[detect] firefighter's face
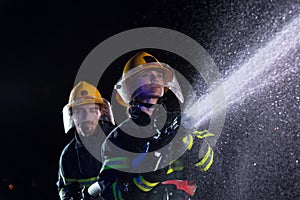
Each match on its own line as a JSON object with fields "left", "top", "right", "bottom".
{"left": 71, "top": 103, "right": 101, "bottom": 136}
{"left": 134, "top": 69, "right": 164, "bottom": 99}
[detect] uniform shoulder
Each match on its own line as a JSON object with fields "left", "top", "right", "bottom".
{"left": 107, "top": 119, "right": 131, "bottom": 140}
{"left": 99, "top": 120, "right": 116, "bottom": 136}
{"left": 59, "top": 138, "right": 76, "bottom": 161}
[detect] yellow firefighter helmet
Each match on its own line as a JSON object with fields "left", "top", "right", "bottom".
{"left": 62, "top": 81, "right": 114, "bottom": 133}
{"left": 115, "top": 52, "right": 184, "bottom": 106}
{"left": 68, "top": 81, "right": 107, "bottom": 107}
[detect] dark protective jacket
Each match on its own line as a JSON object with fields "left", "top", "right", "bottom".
{"left": 57, "top": 120, "right": 115, "bottom": 200}
{"left": 97, "top": 104, "right": 220, "bottom": 200}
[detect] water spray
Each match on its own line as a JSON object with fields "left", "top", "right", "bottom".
{"left": 182, "top": 15, "right": 300, "bottom": 131}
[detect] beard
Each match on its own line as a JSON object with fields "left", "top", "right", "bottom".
{"left": 79, "top": 121, "right": 96, "bottom": 136}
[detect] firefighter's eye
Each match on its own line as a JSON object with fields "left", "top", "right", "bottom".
{"left": 156, "top": 73, "right": 163, "bottom": 78}
{"left": 73, "top": 109, "right": 83, "bottom": 115}
{"left": 139, "top": 72, "right": 150, "bottom": 77}
{"left": 89, "top": 108, "right": 98, "bottom": 113}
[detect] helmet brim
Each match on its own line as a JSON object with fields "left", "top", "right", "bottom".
{"left": 69, "top": 97, "right": 108, "bottom": 108}
{"left": 122, "top": 63, "right": 173, "bottom": 83}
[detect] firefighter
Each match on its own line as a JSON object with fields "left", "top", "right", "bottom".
{"left": 57, "top": 81, "right": 115, "bottom": 200}
{"left": 84, "top": 52, "right": 220, "bottom": 199}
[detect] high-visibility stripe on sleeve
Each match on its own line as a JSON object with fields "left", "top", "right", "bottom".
{"left": 192, "top": 130, "right": 215, "bottom": 139}
{"left": 132, "top": 176, "right": 159, "bottom": 192}
{"left": 166, "top": 166, "right": 184, "bottom": 174}
{"left": 182, "top": 134, "right": 194, "bottom": 150}
{"left": 103, "top": 157, "right": 129, "bottom": 171}
{"left": 60, "top": 169, "right": 98, "bottom": 186}
{"left": 202, "top": 150, "right": 214, "bottom": 171}
{"left": 166, "top": 159, "right": 184, "bottom": 174}
{"left": 140, "top": 176, "right": 160, "bottom": 187}
{"left": 194, "top": 142, "right": 214, "bottom": 171}
{"left": 112, "top": 181, "right": 123, "bottom": 200}
{"left": 59, "top": 188, "right": 67, "bottom": 199}
{"left": 103, "top": 164, "right": 129, "bottom": 171}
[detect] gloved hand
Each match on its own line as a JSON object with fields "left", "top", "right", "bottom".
{"left": 81, "top": 186, "right": 97, "bottom": 200}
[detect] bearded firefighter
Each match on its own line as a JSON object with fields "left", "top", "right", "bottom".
{"left": 57, "top": 81, "right": 115, "bottom": 199}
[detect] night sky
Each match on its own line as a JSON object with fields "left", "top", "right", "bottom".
{"left": 1, "top": 0, "right": 300, "bottom": 199}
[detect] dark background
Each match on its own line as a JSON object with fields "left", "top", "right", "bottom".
{"left": 1, "top": 0, "right": 299, "bottom": 199}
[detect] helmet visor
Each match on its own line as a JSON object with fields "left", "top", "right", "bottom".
{"left": 115, "top": 63, "right": 184, "bottom": 104}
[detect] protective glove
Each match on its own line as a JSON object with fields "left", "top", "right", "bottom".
{"left": 81, "top": 186, "right": 99, "bottom": 200}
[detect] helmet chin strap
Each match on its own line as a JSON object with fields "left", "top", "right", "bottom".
{"left": 130, "top": 98, "right": 159, "bottom": 108}
{"left": 130, "top": 94, "right": 168, "bottom": 108}
{"left": 136, "top": 100, "right": 156, "bottom": 108}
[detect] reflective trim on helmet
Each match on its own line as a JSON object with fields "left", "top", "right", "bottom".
{"left": 132, "top": 176, "right": 159, "bottom": 192}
